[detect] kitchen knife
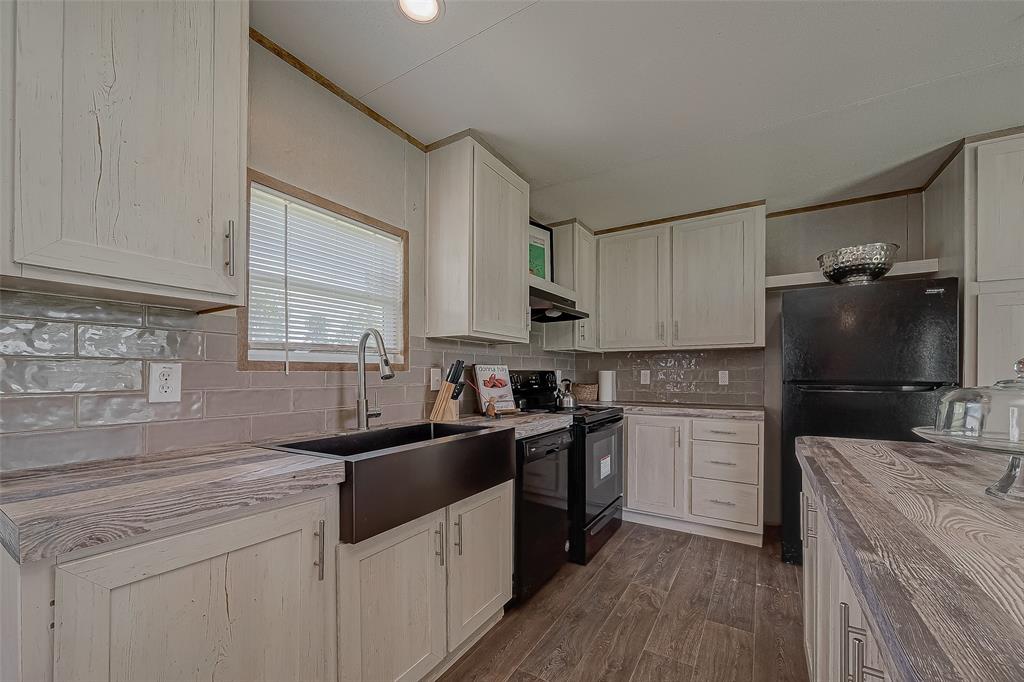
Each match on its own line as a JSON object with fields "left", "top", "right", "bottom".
{"left": 451, "top": 360, "right": 465, "bottom": 384}
{"left": 451, "top": 382, "right": 465, "bottom": 400}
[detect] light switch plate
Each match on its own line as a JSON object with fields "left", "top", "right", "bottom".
{"left": 430, "top": 368, "right": 443, "bottom": 391}
{"left": 640, "top": 369, "right": 651, "bottom": 385}
{"left": 718, "top": 370, "right": 729, "bottom": 385}
{"left": 148, "top": 363, "right": 182, "bottom": 403}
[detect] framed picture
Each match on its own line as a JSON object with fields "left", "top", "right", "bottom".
{"left": 528, "top": 222, "right": 554, "bottom": 282}
{"left": 473, "top": 364, "right": 515, "bottom": 412}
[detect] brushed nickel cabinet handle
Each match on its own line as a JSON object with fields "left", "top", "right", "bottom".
{"left": 313, "top": 519, "right": 325, "bottom": 581}
{"left": 225, "top": 220, "right": 236, "bottom": 276}
{"left": 675, "top": 426, "right": 681, "bottom": 447}
{"left": 673, "top": 320, "right": 680, "bottom": 341}
{"left": 708, "top": 429, "right": 736, "bottom": 435}
{"left": 658, "top": 321, "right": 665, "bottom": 340}
{"left": 708, "top": 498, "right": 736, "bottom": 507}
{"left": 454, "top": 514, "right": 463, "bottom": 556}
{"left": 800, "top": 491, "right": 807, "bottom": 547}
{"left": 708, "top": 460, "right": 737, "bottom": 466}
{"left": 435, "top": 522, "right": 444, "bottom": 566}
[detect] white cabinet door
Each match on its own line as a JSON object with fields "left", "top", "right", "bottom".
{"left": 801, "top": 477, "right": 818, "bottom": 681}
{"left": 598, "top": 226, "right": 671, "bottom": 349}
{"left": 670, "top": 209, "right": 763, "bottom": 346}
{"left": 13, "top": 0, "right": 247, "bottom": 306}
{"left": 576, "top": 228, "right": 599, "bottom": 350}
{"left": 626, "top": 416, "right": 687, "bottom": 518}
{"left": 337, "top": 509, "right": 448, "bottom": 682}
{"left": 977, "top": 289, "right": 1024, "bottom": 385}
{"left": 446, "top": 481, "right": 514, "bottom": 650}
{"left": 54, "top": 497, "right": 331, "bottom": 682}
{"left": 472, "top": 146, "right": 529, "bottom": 341}
{"left": 977, "top": 136, "right": 1024, "bottom": 282}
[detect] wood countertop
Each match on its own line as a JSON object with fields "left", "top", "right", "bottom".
{"left": 796, "top": 436, "right": 1024, "bottom": 682}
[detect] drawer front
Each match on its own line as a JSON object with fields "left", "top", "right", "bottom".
{"left": 691, "top": 441, "right": 759, "bottom": 484}
{"left": 692, "top": 419, "right": 759, "bottom": 444}
{"left": 690, "top": 479, "right": 759, "bottom": 526}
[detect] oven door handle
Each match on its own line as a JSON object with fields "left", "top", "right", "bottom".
{"left": 589, "top": 503, "right": 621, "bottom": 535}
{"left": 586, "top": 416, "right": 624, "bottom": 434}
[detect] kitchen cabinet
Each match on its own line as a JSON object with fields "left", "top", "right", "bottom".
{"left": 624, "top": 415, "right": 763, "bottom": 545}
{"left": 800, "top": 474, "right": 819, "bottom": 681}
{"left": 426, "top": 137, "right": 530, "bottom": 343}
{"left": 337, "top": 509, "right": 448, "bottom": 682}
{"left": 977, "top": 288, "right": 1024, "bottom": 385}
{"left": 446, "top": 482, "right": 514, "bottom": 650}
{"left": 976, "top": 135, "right": 1024, "bottom": 283}
{"left": 598, "top": 226, "right": 672, "bottom": 349}
{"left": 544, "top": 221, "right": 599, "bottom": 351}
{"left": 626, "top": 416, "right": 687, "bottom": 517}
{"left": 6, "top": 0, "right": 248, "bottom": 310}
{"left": 670, "top": 207, "right": 765, "bottom": 347}
{"left": 51, "top": 494, "right": 333, "bottom": 682}
{"left": 337, "top": 480, "right": 513, "bottom": 681}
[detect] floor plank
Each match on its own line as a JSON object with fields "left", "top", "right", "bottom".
{"left": 717, "top": 540, "right": 759, "bottom": 584}
{"left": 644, "top": 535, "right": 723, "bottom": 666}
{"left": 690, "top": 621, "right": 755, "bottom": 682}
{"left": 629, "top": 650, "right": 694, "bottom": 682}
{"left": 632, "top": 530, "right": 692, "bottom": 593}
{"left": 707, "top": 574, "right": 756, "bottom": 633}
{"left": 752, "top": 585, "right": 809, "bottom": 682}
{"left": 756, "top": 531, "right": 801, "bottom": 593}
{"left": 565, "top": 583, "right": 665, "bottom": 682}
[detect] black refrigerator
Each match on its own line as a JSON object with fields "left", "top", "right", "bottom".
{"left": 781, "top": 277, "right": 959, "bottom": 563}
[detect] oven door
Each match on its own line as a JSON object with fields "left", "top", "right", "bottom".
{"left": 580, "top": 417, "right": 624, "bottom": 525}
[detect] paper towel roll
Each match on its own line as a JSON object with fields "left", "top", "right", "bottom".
{"left": 598, "top": 370, "right": 617, "bottom": 402}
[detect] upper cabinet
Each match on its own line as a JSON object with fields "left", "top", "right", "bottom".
{"left": 6, "top": 0, "right": 249, "bottom": 310}
{"left": 543, "top": 221, "right": 599, "bottom": 352}
{"left": 598, "top": 225, "right": 672, "bottom": 349}
{"left": 671, "top": 207, "right": 765, "bottom": 347}
{"left": 976, "top": 135, "right": 1024, "bottom": 282}
{"left": 426, "top": 137, "right": 530, "bottom": 343}
{"left": 598, "top": 205, "right": 766, "bottom": 351}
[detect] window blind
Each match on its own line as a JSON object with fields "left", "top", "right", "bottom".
{"left": 248, "top": 184, "right": 405, "bottom": 363}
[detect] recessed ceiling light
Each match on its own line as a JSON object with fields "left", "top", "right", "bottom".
{"left": 397, "top": 0, "right": 443, "bottom": 24}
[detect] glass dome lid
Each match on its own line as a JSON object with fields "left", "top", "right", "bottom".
{"left": 913, "top": 358, "right": 1024, "bottom": 502}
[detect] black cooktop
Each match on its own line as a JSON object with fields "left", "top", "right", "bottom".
{"left": 509, "top": 370, "right": 622, "bottom": 424}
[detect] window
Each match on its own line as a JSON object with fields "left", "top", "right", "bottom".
{"left": 240, "top": 172, "right": 408, "bottom": 370}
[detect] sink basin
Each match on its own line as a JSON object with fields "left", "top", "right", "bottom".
{"left": 266, "top": 421, "right": 514, "bottom": 543}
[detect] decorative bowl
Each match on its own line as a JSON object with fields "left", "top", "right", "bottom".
{"left": 817, "top": 242, "right": 900, "bottom": 285}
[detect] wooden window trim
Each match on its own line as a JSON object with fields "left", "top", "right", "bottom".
{"left": 238, "top": 169, "right": 410, "bottom": 372}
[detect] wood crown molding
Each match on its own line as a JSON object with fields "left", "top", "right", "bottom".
{"left": 249, "top": 28, "right": 427, "bottom": 152}
{"left": 765, "top": 188, "right": 920, "bottom": 220}
{"left": 423, "top": 128, "right": 529, "bottom": 181}
{"left": 595, "top": 200, "right": 767, "bottom": 235}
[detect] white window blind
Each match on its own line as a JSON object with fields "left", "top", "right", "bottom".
{"left": 247, "top": 184, "right": 405, "bottom": 364}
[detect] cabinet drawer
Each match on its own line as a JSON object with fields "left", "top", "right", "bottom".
{"left": 692, "top": 441, "right": 758, "bottom": 484}
{"left": 690, "top": 479, "right": 759, "bottom": 526}
{"left": 692, "top": 419, "right": 759, "bottom": 444}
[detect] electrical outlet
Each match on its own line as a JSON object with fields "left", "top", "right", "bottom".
{"left": 640, "top": 369, "right": 651, "bottom": 385}
{"left": 430, "top": 368, "right": 443, "bottom": 391}
{"left": 719, "top": 370, "right": 729, "bottom": 385}
{"left": 148, "top": 363, "right": 182, "bottom": 403}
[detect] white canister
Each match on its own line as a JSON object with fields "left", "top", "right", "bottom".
{"left": 598, "top": 370, "right": 617, "bottom": 402}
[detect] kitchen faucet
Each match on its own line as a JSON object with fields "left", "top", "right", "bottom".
{"left": 357, "top": 328, "right": 396, "bottom": 429}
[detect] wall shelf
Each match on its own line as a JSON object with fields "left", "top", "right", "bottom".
{"left": 765, "top": 258, "right": 940, "bottom": 290}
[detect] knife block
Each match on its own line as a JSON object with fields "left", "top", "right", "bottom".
{"left": 429, "top": 381, "right": 460, "bottom": 422}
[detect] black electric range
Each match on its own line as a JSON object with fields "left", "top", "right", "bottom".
{"left": 509, "top": 371, "right": 624, "bottom": 565}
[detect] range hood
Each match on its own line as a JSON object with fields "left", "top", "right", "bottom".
{"left": 529, "top": 279, "right": 589, "bottom": 323}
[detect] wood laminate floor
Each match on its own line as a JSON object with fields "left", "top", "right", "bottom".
{"left": 441, "top": 523, "right": 807, "bottom": 682}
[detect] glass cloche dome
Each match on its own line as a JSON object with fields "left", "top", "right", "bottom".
{"left": 914, "top": 358, "right": 1024, "bottom": 502}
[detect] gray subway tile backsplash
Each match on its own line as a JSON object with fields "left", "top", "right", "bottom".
{"left": 77, "top": 392, "right": 204, "bottom": 426}
{"left": 0, "top": 290, "right": 144, "bottom": 325}
{"left": 0, "top": 318, "right": 75, "bottom": 356}
{"left": 0, "top": 425, "right": 146, "bottom": 471}
{"left": 78, "top": 325, "right": 204, "bottom": 360}
{"left": 0, "top": 396, "right": 77, "bottom": 433}
{"left": 0, "top": 358, "right": 144, "bottom": 394}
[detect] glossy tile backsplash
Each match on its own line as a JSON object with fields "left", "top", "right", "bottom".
{"left": 0, "top": 289, "right": 575, "bottom": 471}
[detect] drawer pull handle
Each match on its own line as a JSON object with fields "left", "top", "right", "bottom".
{"left": 225, "top": 220, "right": 236, "bottom": 276}
{"left": 708, "top": 429, "right": 736, "bottom": 435}
{"left": 708, "top": 498, "right": 736, "bottom": 506}
{"left": 313, "top": 519, "right": 325, "bottom": 581}
{"left": 435, "top": 522, "right": 444, "bottom": 566}
{"left": 707, "top": 460, "right": 737, "bottom": 466}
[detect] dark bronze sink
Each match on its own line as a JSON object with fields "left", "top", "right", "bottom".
{"left": 266, "top": 422, "right": 515, "bottom": 543}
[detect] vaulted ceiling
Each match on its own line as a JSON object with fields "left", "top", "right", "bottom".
{"left": 251, "top": 0, "right": 1024, "bottom": 229}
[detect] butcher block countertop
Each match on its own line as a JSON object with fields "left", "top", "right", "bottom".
{"left": 796, "top": 436, "right": 1024, "bottom": 682}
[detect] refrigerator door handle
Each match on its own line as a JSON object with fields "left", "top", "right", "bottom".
{"left": 793, "top": 384, "right": 947, "bottom": 393}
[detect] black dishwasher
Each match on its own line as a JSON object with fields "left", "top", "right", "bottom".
{"left": 513, "top": 428, "right": 572, "bottom": 604}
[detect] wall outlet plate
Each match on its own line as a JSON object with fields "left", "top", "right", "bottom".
{"left": 148, "top": 363, "right": 182, "bottom": 403}
{"left": 719, "top": 370, "right": 729, "bottom": 385}
{"left": 430, "top": 367, "right": 443, "bottom": 391}
{"left": 640, "top": 369, "right": 651, "bottom": 385}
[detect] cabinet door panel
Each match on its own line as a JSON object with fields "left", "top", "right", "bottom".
{"left": 671, "top": 211, "right": 757, "bottom": 346}
{"left": 977, "top": 137, "right": 1024, "bottom": 282}
{"left": 14, "top": 0, "right": 244, "bottom": 299}
{"left": 978, "top": 289, "right": 1024, "bottom": 385}
{"left": 626, "top": 416, "right": 685, "bottom": 517}
{"left": 472, "top": 149, "right": 528, "bottom": 340}
{"left": 447, "top": 481, "right": 513, "bottom": 650}
{"left": 337, "top": 510, "right": 447, "bottom": 682}
{"left": 54, "top": 497, "right": 329, "bottom": 682}
{"left": 599, "top": 227, "right": 670, "bottom": 349}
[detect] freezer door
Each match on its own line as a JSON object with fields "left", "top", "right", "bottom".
{"left": 782, "top": 277, "right": 959, "bottom": 384}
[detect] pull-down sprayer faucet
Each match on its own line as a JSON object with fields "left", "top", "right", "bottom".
{"left": 356, "top": 328, "right": 396, "bottom": 430}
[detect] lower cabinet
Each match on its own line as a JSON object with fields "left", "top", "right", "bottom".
{"left": 803, "top": 482, "right": 889, "bottom": 682}
{"left": 52, "top": 494, "right": 335, "bottom": 682}
{"left": 977, "top": 287, "right": 1024, "bottom": 385}
{"left": 626, "top": 416, "right": 686, "bottom": 517}
{"left": 337, "top": 480, "right": 514, "bottom": 682}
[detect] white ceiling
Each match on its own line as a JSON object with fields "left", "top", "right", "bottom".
{"left": 251, "top": 0, "right": 1024, "bottom": 229}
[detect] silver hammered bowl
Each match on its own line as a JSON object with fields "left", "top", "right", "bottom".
{"left": 817, "top": 242, "right": 899, "bottom": 285}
